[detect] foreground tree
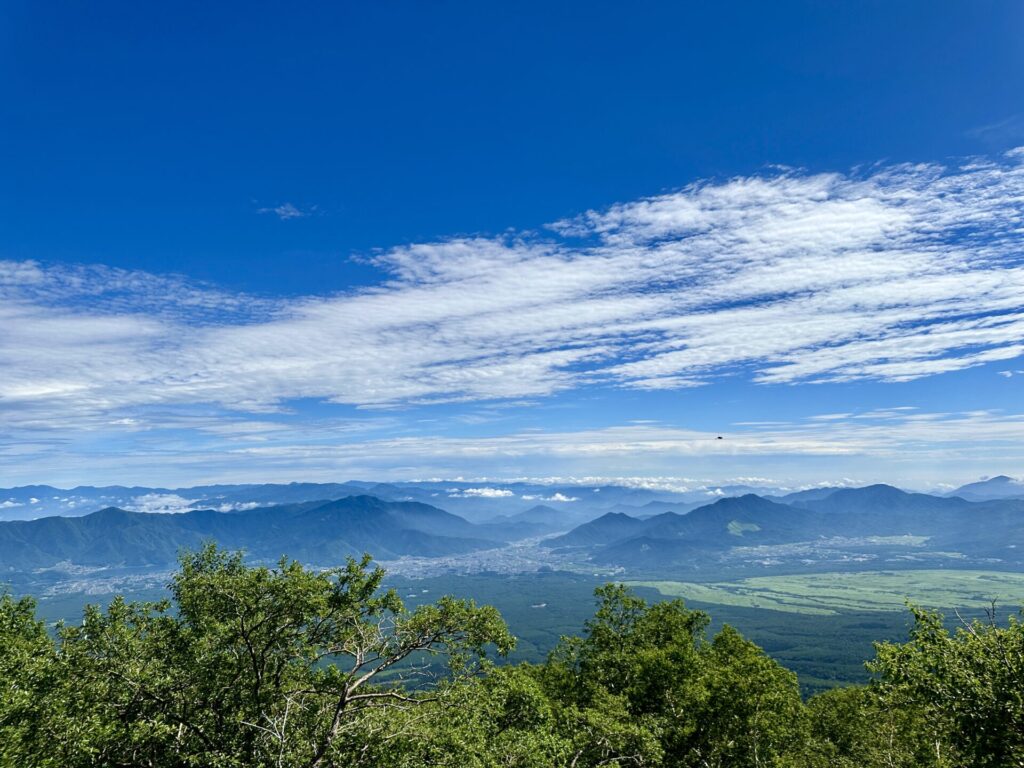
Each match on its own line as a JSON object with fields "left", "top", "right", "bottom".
{"left": 870, "top": 606, "right": 1024, "bottom": 767}
{"left": 2, "top": 545, "right": 513, "bottom": 767}
{"left": 538, "top": 584, "right": 809, "bottom": 767}
{"left": 356, "top": 585, "right": 808, "bottom": 767}
{"left": 806, "top": 684, "right": 943, "bottom": 768}
{"left": 0, "top": 595, "right": 59, "bottom": 765}
{"left": 5, "top": 548, "right": 1022, "bottom": 767}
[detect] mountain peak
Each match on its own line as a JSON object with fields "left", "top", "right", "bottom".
{"left": 704, "top": 493, "right": 786, "bottom": 510}
{"left": 88, "top": 506, "right": 135, "bottom": 519}
{"left": 948, "top": 475, "right": 1024, "bottom": 501}
{"left": 542, "top": 510, "right": 644, "bottom": 549}
{"left": 0, "top": 495, "right": 493, "bottom": 570}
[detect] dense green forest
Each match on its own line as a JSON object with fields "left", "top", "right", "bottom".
{"left": 27, "top": 572, "right": 922, "bottom": 696}
{"left": 2, "top": 546, "right": 1022, "bottom": 767}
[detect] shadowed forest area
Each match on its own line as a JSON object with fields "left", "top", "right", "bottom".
{"left": 2, "top": 545, "right": 1022, "bottom": 767}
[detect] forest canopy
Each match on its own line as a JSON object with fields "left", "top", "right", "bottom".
{"left": 1, "top": 545, "right": 1021, "bottom": 768}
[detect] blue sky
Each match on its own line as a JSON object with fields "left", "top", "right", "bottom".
{"left": 2, "top": 1, "right": 1024, "bottom": 489}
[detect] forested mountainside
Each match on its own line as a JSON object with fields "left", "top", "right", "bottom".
{"left": 546, "top": 485, "right": 1024, "bottom": 572}
{"left": 9, "top": 476, "right": 1019, "bottom": 523}
{"left": 0, "top": 480, "right": 686, "bottom": 523}
{"left": 1, "top": 545, "right": 1021, "bottom": 767}
{"left": 0, "top": 496, "right": 524, "bottom": 570}
{"left": 4, "top": 483, "right": 1024, "bottom": 576}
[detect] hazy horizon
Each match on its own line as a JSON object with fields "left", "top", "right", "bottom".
{"left": 1, "top": 471, "right": 1017, "bottom": 498}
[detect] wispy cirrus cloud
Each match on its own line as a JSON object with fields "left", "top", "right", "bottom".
{"left": 257, "top": 202, "right": 311, "bottom": 220}
{"left": 3, "top": 149, "right": 1024, "bottom": 474}
{"left": 968, "top": 114, "right": 1024, "bottom": 147}
{"left": 4, "top": 407, "right": 1022, "bottom": 489}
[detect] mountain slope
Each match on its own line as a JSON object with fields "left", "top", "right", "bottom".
{"left": 587, "top": 495, "right": 818, "bottom": 567}
{"left": 948, "top": 475, "right": 1024, "bottom": 502}
{"left": 553, "top": 487, "right": 1024, "bottom": 570}
{"left": 478, "top": 506, "right": 567, "bottom": 537}
{"left": 544, "top": 512, "right": 646, "bottom": 548}
{"left": 639, "top": 495, "right": 814, "bottom": 542}
{"left": 0, "top": 496, "right": 498, "bottom": 571}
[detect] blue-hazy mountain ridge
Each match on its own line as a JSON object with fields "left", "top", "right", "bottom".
{"left": 944, "top": 475, "right": 1024, "bottom": 502}
{"left": 545, "top": 485, "right": 1024, "bottom": 571}
{"left": 0, "top": 480, "right": 792, "bottom": 522}
{"left": 2, "top": 482, "right": 1023, "bottom": 576}
{"left": 0, "top": 496, "right": 504, "bottom": 570}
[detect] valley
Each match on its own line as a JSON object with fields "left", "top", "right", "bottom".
{"left": 628, "top": 569, "right": 1024, "bottom": 615}
{"left": 3, "top": 476, "right": 1023, "bottom": 694}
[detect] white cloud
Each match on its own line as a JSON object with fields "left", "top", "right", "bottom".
{"left": 542, "top": 492, "right": 579, "bottom": 502}
{"left": 258, "top": 202, "right": 309, "bottom": 220}
{"left": 448, "top": 487, "right": 515, "bottom": 498}
{"left": 125, "top": 493, "right": 197, "bottom": 514}
{"left": 11, "top": 405, "right": 1020, "bottom": 489}
{"left": 254, "top": 409, "right": 1023, "bottom": 470}
{"left": 216, "top": 501, "right": 261, "bottom": 512}
{"left": 520, "top": 493, "right": 581, "bottom": 501}
{"left": 3, "top": 150, "right": 1024, "bottom": 479}
{"left": 968, "top": 114, "right": 1024, "bottom": 146}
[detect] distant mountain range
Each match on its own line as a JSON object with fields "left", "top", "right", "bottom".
{"left": 544, "top": 484, "right": 1024, "bottom": 573}
{"left": 0, "top": 496, "right": 516, "bottom": 572}
{"left": 3, "top": 478, "right": 1022, "bottom": 580}
{"left": 0, "top": 479, "right": 799, "bottom": 523}
{"left": 944, "top": 475, "right": 1024, "bottom": 502}
{"left": 4, "top": 477, "right": 1020, "bottom": 526}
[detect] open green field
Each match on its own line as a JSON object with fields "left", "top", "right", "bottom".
{"left": 628, "top": 570, "right": 1024, "bottom": 616}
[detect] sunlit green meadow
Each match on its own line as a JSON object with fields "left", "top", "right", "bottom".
{"left": 628, "top": 570, "right": 1024, "bottom": 615}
